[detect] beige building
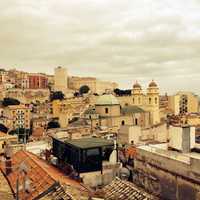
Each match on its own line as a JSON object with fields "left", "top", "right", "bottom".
{"left": 84, "top": 94, "right": 151, "bottom": 133}
{"left": 68, "top": 76, "right": 118, "bottom": 94}
{"left": 134, "top": 126, "right": 200, "bottom": 200}
{"left": 4, "top": 105, "right": 31, "bottom": 130}
{"left": 0, "top": 131, "right": 18, "bottom": 154}
{"left": 168, "top": 91, "right": 199, "bottom": 115}
{"left": 5, "top": 89, "right": 50, "bottom": 104}
{"left": 52, "top": 97, "right": 88, "bottom": 128}
{"left": 117, "top": 81, "right": 160, "bottom": 125}
{"left": 54, "top": 66, "right": 68, "bottom": 93}
{"left": 118, "top": 123, "right": 168, "bottom": 145}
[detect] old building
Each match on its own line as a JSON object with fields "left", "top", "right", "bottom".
{"left": 0, "top": 150, "right": 90, "bottom": 200}
{"left": 52, "top": 97, "right": 88, "bottom": 128}
{"left": 68, "top": 76, "right": 118, "bottom": 94}
{"left": 28, "top": 73, "right": 48, "bottom": 89}
{"left": 54, "top": 66, "right": 68, "bottom": 93}
{"left": 84, "top": 94, "right": 151, "bottom": 133}
{"left": 117, "top": 81, "right": 160, "bottom": 125}
{"left": 133, "top": 126, "right": 200, "bottom": 200}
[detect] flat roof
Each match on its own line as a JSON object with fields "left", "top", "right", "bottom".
{"left": 61, "top": 138, "right": 114, "bottom": 149}
{"left": 137, "top": 143, "right": 200, "bottom": 164}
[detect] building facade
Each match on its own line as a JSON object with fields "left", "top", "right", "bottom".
{"left": 68, "top": 76, "right": 118, "bottom": 94}
{"left": 84, "top": 94, "right": 151, "bottom": 133}
{"left": 4, "top": 105, "right": 31, "bottom": 130}
{"left": 168, "top": 91, "right": 199, "bottom": 115}
{"left": 54, "top": 66, "right": 68, "bottom": 93}
{"left": 117, "top": 81, "right": 160, "bottom": 125}
{"left": 28, "top": 73, "right": 48, "bottom": 89}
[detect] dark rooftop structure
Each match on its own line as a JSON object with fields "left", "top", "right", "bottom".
{"left": 63, "top": 138, "right": 113, "bottom": 149}
{"left": 52, "top": 137, "right": 114, "bottom": 174}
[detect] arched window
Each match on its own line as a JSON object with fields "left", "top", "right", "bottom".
{"left": 105, "top": 108, "right": 109, "bottom": 114}
{"left": 133, "top": 98, "right": 135, "bottom": 104}
{"left": 121, "top": 120, "right": 125, "bottom": 125}
{"left": 138, "top": 97, "right": 141, "bottom": 104}
{"left": 155, "top": 97, "right": 158, "bottom": 104}
{"left": 149, "top": 97, "right": 151, "bottom": 104}
{"left": 135, "top": 118, "right": 138, "bottom": 125}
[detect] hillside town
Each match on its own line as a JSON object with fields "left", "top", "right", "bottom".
{"left": 0, "top": 66, "right": 200, "bottom": 200}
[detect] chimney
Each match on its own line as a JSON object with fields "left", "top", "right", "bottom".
{"left": 4, "top": 144, "right": 13, "bottom": 175}
{"left": 182, "top": 125, "right": 195, "bottom": 153}
{"left": 5, "top": 158, "right": 12, "bottom": 175}
{"left": 168, "top": 125, "right": 195, "bottom": 153}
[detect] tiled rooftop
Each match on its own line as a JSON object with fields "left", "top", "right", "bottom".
{"left": 0, "top": 170, "right": 14, "bottom": 200}
{"left": 102, "top": 177, "right": 156, "bottom": 200}
{"left": 0, "top": 150, "right": 90, "bottom": 200}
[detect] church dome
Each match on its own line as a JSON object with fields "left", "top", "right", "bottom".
{"left": 148, "top": 80, "right": 158, "bottom": 88}
{"left": 133, "top": 82, "right": 141, "bottom": 89}
{"left": 96, "top": 94, "right": 119, "bottom": 105}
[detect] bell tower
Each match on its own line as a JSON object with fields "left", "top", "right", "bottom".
{"left": 147, "top": 80, "right": 160, "bottom": 124}
{"left": 132, "top": 81, "right": 143, "bottom": 106}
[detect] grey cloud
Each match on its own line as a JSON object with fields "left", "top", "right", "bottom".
{"left": 0, "top": 0, "right": 200, "bottom": 94}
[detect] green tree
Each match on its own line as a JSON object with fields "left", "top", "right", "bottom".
{"left": 79, "top": 85, "right": 90, "bottom": 95}
{"left": 2, "top": 98, "right": 20, "bottom": 106}
{"left": 50, "top": 91, "right": 65, "bottom": 101}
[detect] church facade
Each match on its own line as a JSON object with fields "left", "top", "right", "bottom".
{"left": 116, "top": 80, "right": 160, "bottom": 125}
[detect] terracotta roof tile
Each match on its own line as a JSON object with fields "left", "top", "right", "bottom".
{"left": 0, "top": 150, "right": 90, "bottom": 200}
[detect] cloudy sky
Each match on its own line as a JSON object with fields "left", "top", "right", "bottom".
{"left": 0, "top": 0, "right": 200, "bottom": 94}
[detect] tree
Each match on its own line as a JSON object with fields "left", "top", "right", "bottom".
{"left": 113, "top": 88, "right": 131, "bottom": 96}
{"left": 74, "top": 92, "right": 80, "bottom": 97}
{"left": 79, "top": 85, "right": 90, "bottom": 95}
{"left": 2, "top": 97, "right": 20, "bottom": 107}
{"left": 0, "top": 123, "right": 8, "bottom": 133}
{"left": 114, "top": 88, "right": 120, "bottom": 96}
{"left": 50, "top": 91, "right": 65, "bottom": 101}
{"left": 47, "top": 120, "right": 60, "bottom": 129}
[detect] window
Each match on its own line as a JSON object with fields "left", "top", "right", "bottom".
{"left": 138, "top": 97, "right": 141, "bottom": 104}
{"left": 155, "top": 97, "right": 158, "bottom": 104}
{"left": 149, "top": 98, "right": 151, "bottom": 104}
{"left": 133, "top": 98, "right": 135, "bottom": 104}
{"left": 105, "top": 108, "right": 109, "bottom": 114}
{"left": 121, "top": 120, "right": 125, "bottom": 125}
{"left": 135, "top": 118, "right": 138, "bottom": 125}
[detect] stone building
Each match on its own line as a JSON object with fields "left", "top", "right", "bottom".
{"left": 68, "top": 76, "right": 118, "bottom": 94}
{"left": 52, "top": 97, "right": 88, "bottom": 128}
{"left": 133, "top": 126, "right": 200, "bottom": 200}
{"left": 54, "top": 66, "right": 68, "bottom": 93}
{"left": 84, "top": 94, "right": 150, "bottom": 133}
{"left": 116, "top": 80, "right": 160, "bottom": 125}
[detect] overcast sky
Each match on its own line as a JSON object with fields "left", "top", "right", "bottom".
{"left": 0, "top": 0, "right": 200, "bottom": 94}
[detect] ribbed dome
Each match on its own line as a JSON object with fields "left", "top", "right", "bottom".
{"left": 148, "top": 80, "right": 158, "bottom": 87}
{"left": 96, "top": 94, "right": 119, "bottom": 105}
{"left": 133, "top": 82, "right": 141, "bottom": 89}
